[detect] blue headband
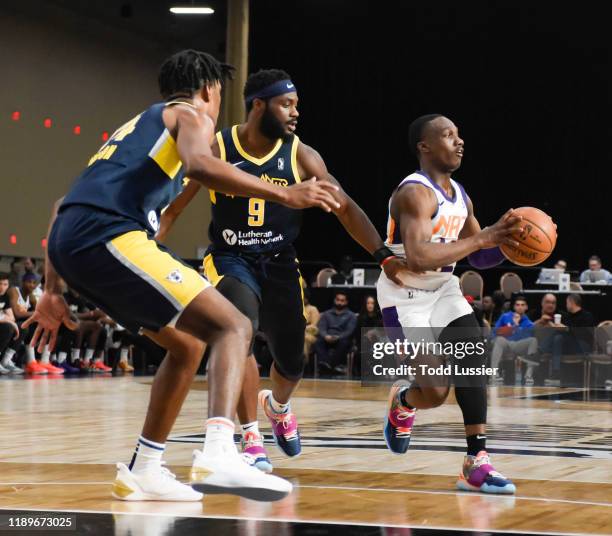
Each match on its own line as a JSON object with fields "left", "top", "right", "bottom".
{"left": 245, "top": 79, "right": 297, "bottom": 104}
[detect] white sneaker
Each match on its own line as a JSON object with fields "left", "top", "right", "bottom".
{"left": 5, "top": 362, "right": 24, "bottom": 374}
{"left": 112, "top": 462, "right": 203, "bottom": 502}
{"left": 190, "top": 448, "right": 292, "bottom": 501}
{"left": 0, "top": 363, "right": 10, "bottom": 375}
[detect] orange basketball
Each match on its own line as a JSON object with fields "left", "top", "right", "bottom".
{"left": 500, "top": 207, "right": 557, "bottom": 266}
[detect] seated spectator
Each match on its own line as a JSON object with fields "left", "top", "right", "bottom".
{"left": 580, "top": 255, "right": 612, "bottom": 284}
{"left": 490, "top": 295, "right": 538, "bottom": 384}
{"left": 0, "top": 272, "right": 22, "bottom": 374}
{"left": 330, "top": 255, "right": 355, "bottom": 285}
{"left": 63, "top": 287, "right": 112, "bottom": 372}
{"left": 314, "top": 292, "right": 357, "bottom": 375}
{"left": 354, "top": 295, "right": 383, "bottom": 376}
{"left": 533, "top": 293, "right": 558, "bottom": 327}
{"left": 8, "top": 257, "right": 36, "bottom": 287}
{"left": 554, "top": 259, "right": 567, "bottom": 271}
{"left": 480, "top": 295, "right": 496, "bottom": 327}
{"left": 7, "top": 273, "right": 64, "bottom": 374}
{"left": 539, "top": 294, "right": 594, "bottom": 385}
{"left": 303, "top": 289, "right": 320, "bottom": 360}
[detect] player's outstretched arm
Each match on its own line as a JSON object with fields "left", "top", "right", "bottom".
{"left": 22, "top": 197, "right": 78, "bottom": 352}
{"left": 396, "top": 185, "right": 523, "bottom": 272}
{"left": 297, "top": 143, "right": 410, "bottom": 285}
{"left": 168, "top": 106, "right": 340, "bottom": 212}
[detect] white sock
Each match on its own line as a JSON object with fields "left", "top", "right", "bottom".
{"left": 129, "top": 435, "right": 165, "bottom": 474}
{"left": 203, "top": 417, "right": 236, "bottom": 457}
{"left": 84, "top": 349, "right": 94, "bottom": 362}
{"left": 120, "top": 348, "right": 129, "bottom": 362}
{"left": 270, "top": 394, "right": 290, "bottom": 414}
{"left": 26, "top": 346, "right": 35, "bottom": 364}
{"left": 41, "top": 345, "right": 51, "bottom": 364}
{"left": 241, "top": 421, "right": 260, "bottom": 438}
{"left": 57, "top": 352, "right": 67, "bottom": 364}
{"left": 2, "top": 348, "right": 16, "bottom": 366}
{"left": 71, "top": 349, "right": 80, "bottom": 363}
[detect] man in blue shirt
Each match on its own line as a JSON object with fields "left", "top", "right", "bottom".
{"left": 314, "top": 292, "right": 357, "bottom": 374}
{"left": 490, "top": 295, "right": 538, "bottom": 384}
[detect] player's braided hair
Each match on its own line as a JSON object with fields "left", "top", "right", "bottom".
{"left": 243, "top": 68, "right": 291, "bottom": 112}
{"left": 158, "top": 49, "right": 234, "bottom": 100}
{"left": 408, "top": 114, "right": 443, "bottom": 157}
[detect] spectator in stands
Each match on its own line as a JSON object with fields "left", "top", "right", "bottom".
{"left": 330, "top": 255, "right": 355, "bottom": 285}
{"left": 8, "top": 273, "right": 64, "bottom": 374}
{"left": 314, "top": 292, "right": 357, "bottom": 375}
{"left": 492, "top": 289, "right": 510, "bottom": 317}
{"left": 354, "top": 295, "right": 383, "bottom": 375}
{"left": 303, "top": 289, "right": 320, "bottom": 360}
{"left": 490, "top": 295, "right": 538, "bottom": 384}
{"left": 8, "top": 257, "right": 36, "bottom": 287}
{"left": 0, "top": 273, "right": 22, "bottom": 374}
{"left": 533, "top": 293, "right": 558, "bottom": 327}
{"left": 580, "top": 255, "right": 612, "bottom": 284}
{"left": 480, "top": 295, "right": 496, "bottom": 326}
{"left": 540, "top": 294, "right": 595, "bottom": 385}
{"left": 63, "top": 287, "right": 112, "bottom": 372}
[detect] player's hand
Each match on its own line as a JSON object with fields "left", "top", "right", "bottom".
{"left": 382, "top": 257, "right": 412, "bottom": 287}
{"left": 22, "top": 291, "right": 79, "bottom": 352}
{"left": 282, "top": 177, "right": 341, "bottom": 212}
{"left": 477, "top": 209, "right": 524, "bottom": 248}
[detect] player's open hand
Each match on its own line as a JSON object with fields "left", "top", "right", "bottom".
{"left": 22, "top": 291, "right": 79, "bottom": 352}
{"left": 283, "top": 177, "right": 341, "bottom": 212}
{"left": 382, "top": 257, "right": 412, "bottom": 287}
{"left": 478, "top": 209, "right": 524, "bottom": 248}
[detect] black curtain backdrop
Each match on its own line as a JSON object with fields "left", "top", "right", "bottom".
{"left": 248, "top": 0, "right": 610, "bottom": 272}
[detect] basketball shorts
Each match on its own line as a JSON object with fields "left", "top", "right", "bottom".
{"left": 203, "top": 246, "right": 306, "bottom": 380}
{"left": 376, "top": 273, "right": 473, "bottom": 343}
{"left": 49, "top": 206, "right": 210, "bottom": 334}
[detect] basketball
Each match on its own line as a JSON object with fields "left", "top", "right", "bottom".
{"left": 500, "top": 206, "right": 557, "bottom": 266}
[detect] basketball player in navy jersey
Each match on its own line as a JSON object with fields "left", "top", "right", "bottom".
{"left": 379, "top": 114, "right": 524, "bottom": 494}
{"left": 158, "top": 69, "right": 408, "bottom": 472}
{"left": 24, "top": 51, "right": 341, "bottom": 502}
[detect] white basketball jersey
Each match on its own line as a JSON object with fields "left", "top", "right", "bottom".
{"left": 384, "top": 172, "right": 468, "bottom": 290}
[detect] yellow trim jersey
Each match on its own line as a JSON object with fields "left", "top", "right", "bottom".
{"left": 208, "top": 125, "right": 302, "bottom": 254}
{"left": 60, "top": 102, "right": 189, "bottom": 247}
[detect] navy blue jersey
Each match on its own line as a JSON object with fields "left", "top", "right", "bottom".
{"left": 59, "top": 102, "right": 189, "bottom": 246}
{"left": 208, "top": 125, "right": 302, "bottom": 254}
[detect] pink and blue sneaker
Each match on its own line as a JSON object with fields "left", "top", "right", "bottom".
{"left": 457, "top": 450, "right": 516, "bottom": 494}
{"left": 384, "top": 380, "right": 416, "bottom": 454}
{"left": 241, "top": 431, "right": 273, "bottom": 474}
{"left": 258, "top": 390, "right": 301, "bottom": 457}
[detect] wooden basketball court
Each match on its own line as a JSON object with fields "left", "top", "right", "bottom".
{"left": 1, "top": 375, "right": 611, "bottom": 535}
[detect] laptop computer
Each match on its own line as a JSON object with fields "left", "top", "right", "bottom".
{"left": 537, "top": 268, "right": 563, "bottom": 284}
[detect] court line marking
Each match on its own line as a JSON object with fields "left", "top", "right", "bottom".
{"left": 1, "top": 482, "right": 610, "bottom": 508}
{"left": 296, "top": 484, "right": 612, "bottom": 508}
{"left": 0, "top": 506, "right": 607, "bottom": 536}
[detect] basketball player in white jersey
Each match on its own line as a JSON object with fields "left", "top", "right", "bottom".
{"left": 377, "top": 114, "right": 522, "bottom": 494}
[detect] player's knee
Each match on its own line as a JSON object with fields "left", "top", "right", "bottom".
{"left": 273, "top": 354, "right": 305, "bottom": 382}
{"left": 420, "top": 386, "right": 450, "bottom": 408}
{"left": 226, "top": 313, "right": 252, "bottom": 353}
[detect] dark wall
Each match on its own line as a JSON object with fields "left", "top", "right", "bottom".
{"left": 249, "top": 1, "right": 610, "bottom": 272}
